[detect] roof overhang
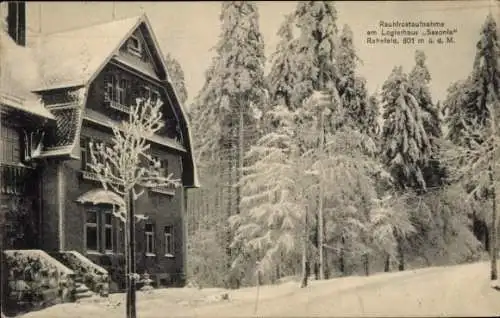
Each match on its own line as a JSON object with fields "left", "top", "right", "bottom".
{"left": 0, "top": 91, "right": 55, "bottom": 122}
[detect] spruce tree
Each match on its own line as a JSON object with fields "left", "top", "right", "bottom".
{"left": 336, "top": 24, "right": 377, "bottom": 134}
{"left": 268, "top": 13, "right": 298, "bottom": 110}
{"left": 193, "top": 1, "right": 267, "bottom": 288}
{"left": 381, "top": 66, "right": 433, "bottom": 192}
{"left": 164, "top": 53, "right": 188, "bottom": 105}
{"left": 291, "top": 1, "right": 339, "bottom": 109}
{"left": 230, "top": 105, "right": 304, "bottom": 284}
{"left": 408, "top": 50, "right": 444, "bottom": 189}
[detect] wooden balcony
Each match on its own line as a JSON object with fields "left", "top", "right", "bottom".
{"left": 104, "top": 97, "right": 131, "bottom": 114}
{"left": 0, "top": 163, "right": 35, "bottom": 195}
{"left": 81, "top": 170, "right": 102, "bottom": 182}
{"left": 150, "top": 183, "right": 176, "bottom": 196}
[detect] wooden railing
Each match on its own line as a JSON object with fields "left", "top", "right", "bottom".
{"left": 104, "top": 96, "right": 131, "bottom": 114}
{"left": 81, "top": 169, "right": 102, "bottom": 182}
{"left": 150, "top": 183, "right": 176, "bottom": 196}
{"left": 82, "top": 167, "right": 177, "bottom": 196}
{"left": 0, "top": 163, "right": 34, "bottom": 195}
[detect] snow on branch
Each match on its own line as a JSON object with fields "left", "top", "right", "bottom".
{"left": 88, "top": 97, "right": 182, "bottom": 220}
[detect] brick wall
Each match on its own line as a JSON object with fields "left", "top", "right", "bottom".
{"left": 69, "top": 124, "right": 186, "bottom": 285}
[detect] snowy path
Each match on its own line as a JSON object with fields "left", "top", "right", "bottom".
{"left": 21, "top": 261, "right": 500, "bottom": 318}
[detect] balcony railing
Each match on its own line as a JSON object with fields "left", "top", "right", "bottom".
{"left": 81, "top": 167, "right": 177, "bottom": 196}
{"left": 81, "top": 170, "right": 102, "bottom": 182}
{"left": 150, "top": 183, "right": 176, "bottom": 196}
{"left": 104, "top": 97, "right": 130, "bottom": 114}
{"left": 1, "top": 163, "right": 35, "bottom": 195}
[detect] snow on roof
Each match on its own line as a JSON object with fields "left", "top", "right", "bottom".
{"left": 34, "top": 15, "right": 142, "bottom": 91}
{"left": 2, "top": 14, "right": 199, "bottom": 188}
{"left": 0, "top": 32, "right": 54, "bottom": 120}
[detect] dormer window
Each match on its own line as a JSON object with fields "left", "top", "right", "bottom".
{"left": 127, "top": 35, "right": 142, "bottom": 57}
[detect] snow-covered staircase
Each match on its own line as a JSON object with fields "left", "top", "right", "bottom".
{"left": 49, "top": 251, "right": 110, "bottom": 298}
{"left": 73, "top": 278, "right": 95, "bottom": 300}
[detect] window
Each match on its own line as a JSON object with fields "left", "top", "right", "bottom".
{"left": 150, "top": 156, "right": 168, "bottom": 177}
{"left": 164, "top": 226, "right": 174, "bottom": 256}
{"left": 142, "top": 86, "right": 151, "bottom": 101}
{"left": 160, "top": 159, "right": 169, "bottom": 178}
{"left": 150, "top": 89, "right": 159, "bottom": 105}
{"left": 104, "top": 210, "right": 113, "bottom": 252}
{"left": 145, "top": 223, "right": 155, "bottom": 255}
{"left": 80, "top": 137, "right": 88, "bottom": 171}
{"left": 127, "top": 35, "right": 142, "bottom": 56}
{"left": 117, "top": 79, "right": 128, "bottom": 105}
{"left": 85, "top": 209, "right": 99, "bottom": 252}
{"left": 104, "top": 75, "right": 115, "bottom": 102}
{"left": 104, "top": 74, "right": 130, "bottom": 113}
{"left": 85, "top": 207, "right": 118, "bottom": 254}
{"left": 1, "top": 125, "right": 21, "bottom": 163}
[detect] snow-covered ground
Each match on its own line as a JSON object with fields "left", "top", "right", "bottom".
{"left": 20, "top": 261, "right": 500, "bottom": 318}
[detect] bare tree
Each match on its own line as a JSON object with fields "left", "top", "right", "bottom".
{"left": 88, "top": 97, "right": 182, "bottom": 318}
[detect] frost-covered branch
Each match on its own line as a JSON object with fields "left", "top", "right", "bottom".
{"left": 88, "top": 97, "right": 183, "bottom": 222}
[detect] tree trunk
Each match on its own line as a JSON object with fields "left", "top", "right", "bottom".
{"left": 223, "top": 121, "right": 235, "bottom": 288}
{"left": 384, "top": 254, "right": 390, "bottom": 272}
{"left": 339, "top": 237, "right": 345, "bottom": 275}
{"left": 397, "top": 239, "right": 405, "bottom": 271}
{"left": 126, "top": 188, "right": 137, "bottom": 318}
{"left": 301, "top": 206, "right": 310, "bottom": 288}
{"left": 318, "top": 111, "right": 325, "bottom": 280}
{"left": 489, "top": 164, "right": 498, "bottom": 280}
{"left": 363, "top": 254, "right": 370, "bottom": 276}
{"left": 231, "top": 104, "right": 245, "bottom": 289}
{"left": 236, "top": 103, "right": 244, "bottom": 216}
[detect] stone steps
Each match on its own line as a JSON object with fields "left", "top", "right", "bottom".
{"left": 74, "top": 282, "right": 95, "bottom": 300}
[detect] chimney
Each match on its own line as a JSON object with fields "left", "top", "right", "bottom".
{"left": 7, "top": 1, "right": 26, "bottom": 46}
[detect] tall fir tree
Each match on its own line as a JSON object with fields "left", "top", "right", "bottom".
{"left": 443, "top": 14, "right": 500, "bottom": 280}
{"left": 336, "top": 24, "right": 376, "bottom": 135}
{"left": 445, "top": 14, "right": 500, "bottom": 147}
{"left": 408, "top": 50, "right": 444, "bottom": 188}
{"left": 164, "top": 53, "right": 188, "bottom": 105}
{"left": 230, "top": 104, "right": 304, "bottom": 284}
{"left": 267, "top": 13, "right": 299, "bottom": 110}
{"left": 381, "top": 66, "right": 433, "bottom": 192}
{"left": 291, "top": 1, "right": 339, "bottom": 109}
{"left": 191, "top": 1, "right": 268, "bottom": 288}
{"left": 290, "top": 2, "right": 340, "bottom": 279}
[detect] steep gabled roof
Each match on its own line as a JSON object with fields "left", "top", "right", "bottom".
{"left": 32, "top": 15, "right": 199, "bottom": 188}
{"left": 34, "top": 16, "right": 142, "bottom": 91}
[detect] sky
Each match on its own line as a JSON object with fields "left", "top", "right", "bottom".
{"left": 25, "top": 1, "right": 498, "bottom": 107}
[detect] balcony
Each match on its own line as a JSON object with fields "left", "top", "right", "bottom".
{"left": 0, "top": 163, "right": 35, "bottom": 195}
{"left": 104, "top": 97, "right": 130, "bottom": 114}
{"left": 150, "top": 183, "right": 176, "bottom": 196}
{"left": 81, "top": 170, "right": 102, "bottom": 182}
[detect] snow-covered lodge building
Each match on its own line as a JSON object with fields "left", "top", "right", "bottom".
{"left": 0, "top": 2, "right": 199, "bottom": 307}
